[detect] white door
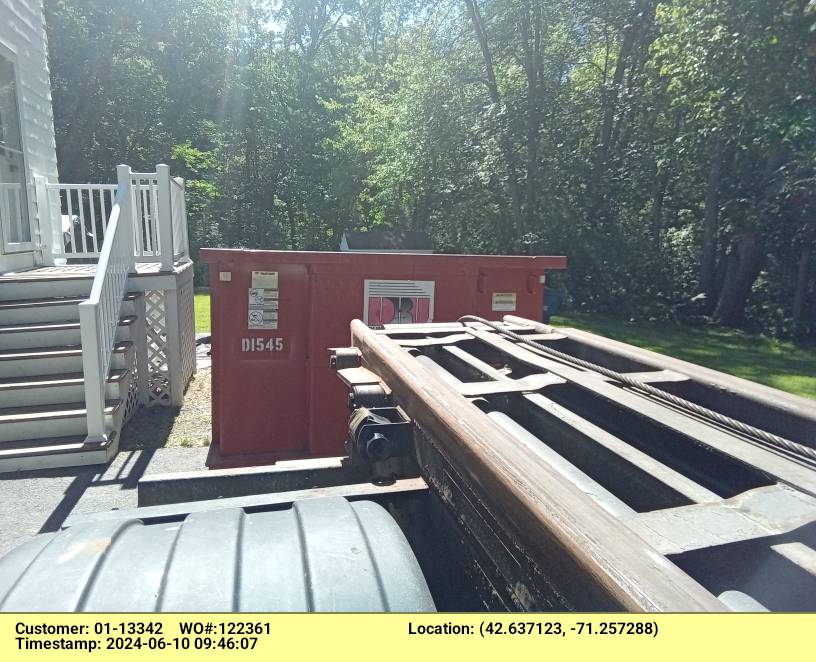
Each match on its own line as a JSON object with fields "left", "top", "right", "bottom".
{"left": 0, "top": 52, "right": 34, "bottom": 254}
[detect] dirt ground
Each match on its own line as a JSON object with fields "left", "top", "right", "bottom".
{"left": 119, "top": 368, "right": 212, "bottom": 450}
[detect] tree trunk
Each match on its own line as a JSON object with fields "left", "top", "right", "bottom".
{"left": 650, "top": 111, "right": 682, "bottom": 234}
{"left": 611, "top": 2, "right": 659, "bottom": 158}
{"left": 711, "top": 140, "right": 787, "bottom": 325}
{"left": 701, "top": 141, "right": 724, "bottom": 306}
{"left": 792, "top": 229, "right": 814, "bottom": 332}
{"left": 650, "top": 168, "right": 670, "bottom": 235}
{"left": 588, "top": 1, "right": 653, "bottom": 220}
{"left": 286, "top": 202, "right": 297, "bottom": 250}
{"left": 463, "top": 0, "right": 524, "bottom": 238}
{"left": 521, "top": 1, "right": 543, "bottom": 232}
{"left": 712, "top": 232, "right": 764, "bottom": 326}
{"left": 589, "top": 41, "right": 628, "bottom": 209}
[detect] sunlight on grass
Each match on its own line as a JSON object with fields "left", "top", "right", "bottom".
{"left": 552, "top": 313, "right": 816, "bottom": 400}
{"left": 195, "top": 292, "right": 211, "bottom": 333}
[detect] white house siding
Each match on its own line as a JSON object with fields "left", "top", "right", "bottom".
{"left": 0, "top": 0, "right": 58, "bottom": 272}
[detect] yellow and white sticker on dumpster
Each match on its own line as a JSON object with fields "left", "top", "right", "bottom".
{"left": 491, "top": 292, "right": 517, "bottom": 312}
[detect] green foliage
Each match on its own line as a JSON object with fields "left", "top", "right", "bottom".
{"left": 44, "top": 0, "right": 816, "bottom": 338}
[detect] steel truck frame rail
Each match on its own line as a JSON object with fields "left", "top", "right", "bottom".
{"left": 335, "top": 316, "right": 816, "bottom": 612}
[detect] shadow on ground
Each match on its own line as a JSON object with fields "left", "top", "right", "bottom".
{"left": 0, "top": 445, "right": 211, "bottom": 557}
{"left": 119, "top": 368, "right": 212, "bottom": 449}
{"left": 120, "top": 406, "right": 183, "bottom": 451}
{"left": 27, "top": 449, "right": 159, "bottom": 533}
{"left": 0, "top": 370, "right": 213, "bottom": 557}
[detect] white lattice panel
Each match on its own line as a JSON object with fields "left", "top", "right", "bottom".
{"left": 141, "top": 277, "right": 196, "bottom": 407}
{"left": 145, "top": 289, "right": 171, "bottom": 405}
{"left": 178, "top": 275, "right": 196, "bottom": 386}
{"left": 122, "top": 349, "right": 141, "bottom": 424}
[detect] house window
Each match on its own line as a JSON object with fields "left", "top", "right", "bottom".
{"left": 0, "top": 53, "right": 31, "bottom": 248}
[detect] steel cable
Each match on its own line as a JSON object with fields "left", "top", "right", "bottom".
{"left": 458, "top": 315, "right": 816, "bottom": 464}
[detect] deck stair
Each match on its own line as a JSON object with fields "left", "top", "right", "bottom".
{"left": 0, "top": 272, "right": 141, "bottom": 472}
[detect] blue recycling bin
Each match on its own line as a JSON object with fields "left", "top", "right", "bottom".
{"left": 543, "top": 287, "right": 564, "bottom": 321}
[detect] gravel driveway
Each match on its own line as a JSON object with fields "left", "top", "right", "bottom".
{"left": 119, "top": 367, "right": 212, "bottom": 450}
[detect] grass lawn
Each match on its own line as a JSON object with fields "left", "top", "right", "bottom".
{"left": 195, "top": 292, "right": 211, "bottom": 334}
{"left": 552, "top": 313, "right": 816, "bottom": 400}
{"left": 191, "top": 293, "right": 815, "bottom": 400}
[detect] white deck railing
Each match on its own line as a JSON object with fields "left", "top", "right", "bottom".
{"left": 78, "top": 165, "right": 135, "bottom": 442}
{"left": 129, "top": 172, "right": 162, "bottom": 263}
{"left": 39, "top": 163, "right": 189, "bottom": 269}
{"left": 43, "top": 184, "right": 117, "bottom": 259}
{"left": 170, "top": 175, "right": 190, "bottom": 261}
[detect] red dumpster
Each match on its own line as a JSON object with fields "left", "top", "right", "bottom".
{"left": 201, "top": 249, "right": 567, "bottom": 466}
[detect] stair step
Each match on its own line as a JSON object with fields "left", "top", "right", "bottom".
{"left": 0, "top": 271, "right": 146, "bottom": 471}
{"left": 0, "top": 316, "right": 137, "bottom": 334}
{"left": 0, "top": 341, "right": 133, "bottom": 379}
{"left": 0, "top": 276, "right": 95, "bottom": 301}
{"left": 0, "top": 317, "right": 137, "bottom": 351}
{"left": 0, "top": 273, "right": 94, "bottom": 283}
{"left": 0, "top": 431, "right": 117, "bottom": 472}
{"left": 0, "top": 296, "right": 85, "bottom": 310}
{"left": 0, "top": 293, "right": 142, "bottom": 325}
{"left": 0, "top": 291, "right": 141, "bottom": 311}
{"left": 0, "top": 369, "right": 128, "bottom": 391}
{"left": 0, "top": 340, "right": 133, "bottom": 362}
{"left": 0, "top": 400, "right": 122, "bottom": 445}
{"left": 0, "top": 264, "right": 96, "bottom": 283}
{"left": 0, "top": 434, "right": 112, "bottom": 457}
{"left": 0, "top": 400, "right": 121, "bottom": 424}
{"left": 0, "top": 368, "right": 130, "bottom": 407}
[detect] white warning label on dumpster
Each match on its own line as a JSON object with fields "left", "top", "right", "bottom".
{"left": 249, "top": 288, "right": 279, "bottom": 307}
{"left": 248, "top": 308, "right": 278, "bottom": 329}
{"left": 491, "top": 292, "right": 517, "bottom": 312}
{"left": 248, "top": 272, "right": 279, "bottom": 329}
{"left": 251, "top": 270, "right": 279, "bottom": 289}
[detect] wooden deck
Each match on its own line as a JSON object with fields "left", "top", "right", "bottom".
{"left": 0, "top": 263, "right": 175, "bottom": 281}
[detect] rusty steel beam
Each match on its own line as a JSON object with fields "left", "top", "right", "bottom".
{"left": 349, "top": 320, "right": 724, "bottom": 612}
